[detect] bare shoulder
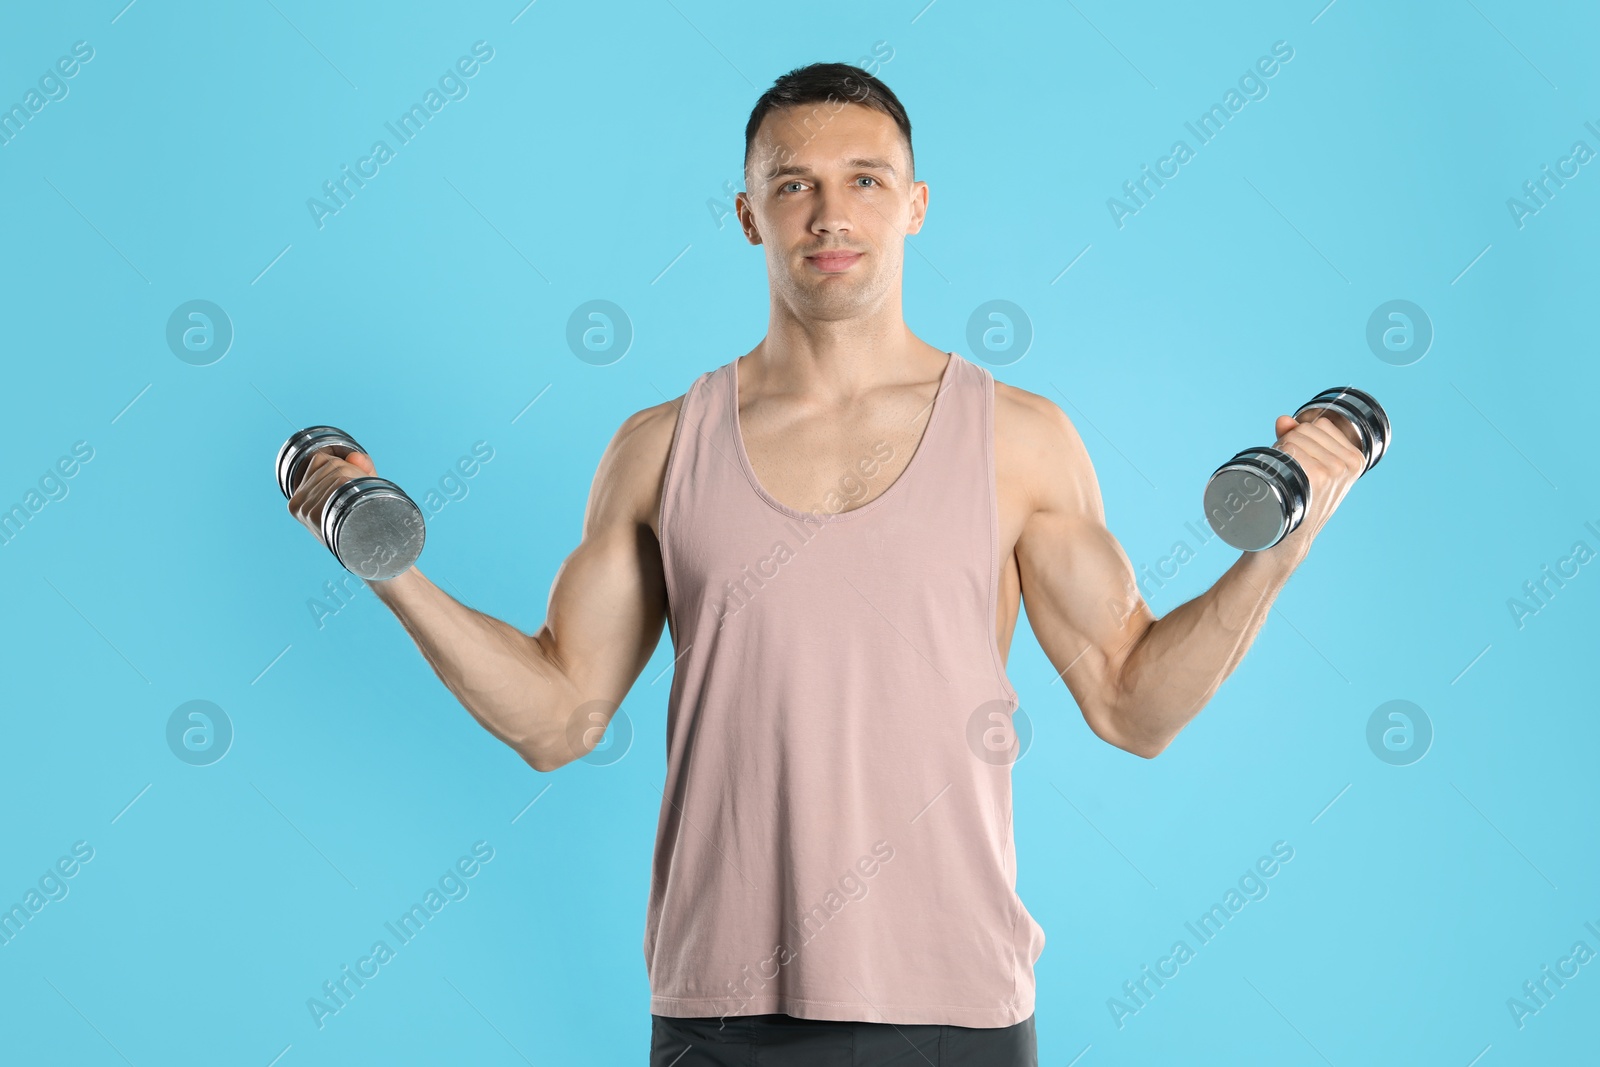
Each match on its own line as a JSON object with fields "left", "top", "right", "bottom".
{"left": 993, "top": 378, "right": 1100, "bottom": 521}
{"left": 590, "top": 395, "right": 685, "bottom": 534}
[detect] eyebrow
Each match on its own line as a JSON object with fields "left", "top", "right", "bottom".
{"left": 763, "top": 157, "right": 898, "bottom": 182}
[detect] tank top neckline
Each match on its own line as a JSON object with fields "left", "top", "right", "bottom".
{"left": 728, "top": 350, "right": 960, "bottom": 525}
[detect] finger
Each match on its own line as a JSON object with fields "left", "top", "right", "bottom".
{"left": 288, "top": 458, "right": 331, "bottom": 509}
{"left": 304, "top": 462, "right": 355, "bottom": 516}
{"left": 1295, "top": 419, "right": 1366, "bottom": 472}
{"left": 302, "top": 450, "right": 371, "bottom": 482}
{"left": 1276, "top": 429, "right": 1342, "bottom": 477}
{"left": 1293, "top": 435, "right": 1361, "bottom": 493}
{"left": 1293, "top": 408, "right": 1352, "bottom": 445}
{"left": 290, "top": 461, "right": 349, "bottom": 524}
{"left": 303, "top": 452, "right": 336, "bottom": 479}
{"left": 289, "top": 475, "right": 326, "bottom": 526}
{"left": 287, "top": 467, "right": 320, "bottom": 517}
{"left": 290, "top": 453, "right": 336, "bottom": 508}
{"left": 1296, "top": 408, "right": 1369, "bottom": 461}
{"left": 1287, "top": 417, "right": 1344, "bottom": 453}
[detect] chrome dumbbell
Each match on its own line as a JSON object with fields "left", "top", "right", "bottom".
{"left": 276, "top": 426, "right": 426, "bottom": 581}
{"left": 1204, "top": 387, "right": 1390, "bottom": 552}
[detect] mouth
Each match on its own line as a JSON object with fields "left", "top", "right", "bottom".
{"left": 805, "top": 251, "right": 864, "bottom": 273}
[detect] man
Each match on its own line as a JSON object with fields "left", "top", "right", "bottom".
{"left": 287, "top": 62, "right": 1367, "bottom": 1067}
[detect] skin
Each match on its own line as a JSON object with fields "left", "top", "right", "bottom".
{"left": 287, "top": 99, "right": 1368, "bottom": 769}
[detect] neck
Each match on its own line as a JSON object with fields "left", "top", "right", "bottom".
{"left": 745, "top": 312, "right": 943, "bottom": 404}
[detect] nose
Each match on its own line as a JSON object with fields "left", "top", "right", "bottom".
{"left": 809, "top": 182, "right": 853, "bottom": 239}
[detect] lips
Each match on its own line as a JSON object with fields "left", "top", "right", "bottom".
{"left": 807, "top": 251, "right": 863, "bottom": 271}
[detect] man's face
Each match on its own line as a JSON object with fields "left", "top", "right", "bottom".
{"left": 738, "top": 101, "right": 927, "bottom": 322}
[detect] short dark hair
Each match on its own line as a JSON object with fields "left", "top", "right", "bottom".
{"left": 743, "top": 62, "right": 914, "bottom": 183}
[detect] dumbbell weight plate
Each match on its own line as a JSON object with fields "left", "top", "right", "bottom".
{"left": 321, "top": 477, "right": 426, "bottom": 581}
{"left": 1204, "top": 446, "right": 1308, "bottom": 552}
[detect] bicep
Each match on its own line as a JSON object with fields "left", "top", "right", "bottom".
{"left": 536, "top": 408, "right": 671, "bottom": 721}
{"left": 1013, "top": 404, "right": 1154, "bottom": 749}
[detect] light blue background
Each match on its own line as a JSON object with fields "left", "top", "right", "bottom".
{"left": 1, "top": 0, "right": 1596, "bottom": 1063}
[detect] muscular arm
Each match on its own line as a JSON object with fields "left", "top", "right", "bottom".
{"left": 1012, "top": 395, "right": 1309, "bottom": 759}
{"left": 367, "top": 401, "right": 677, "bottom": 772}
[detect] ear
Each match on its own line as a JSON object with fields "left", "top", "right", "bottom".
{"left": 735, "top": 192, "right": 762, "bottom": 246}
{"left": 905, "top": 180, "right": 929, "bottom": 236}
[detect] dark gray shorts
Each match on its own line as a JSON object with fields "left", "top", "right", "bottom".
{"left": 649, "top": 1011, "right": 1037, "bottom": 1066}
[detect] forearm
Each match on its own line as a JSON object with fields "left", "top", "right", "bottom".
{"left": 1108, "top": 545, "right": 1303, "bottom": 756}
{"left": 368, "top": 567, "right": 580, "bottom": 769}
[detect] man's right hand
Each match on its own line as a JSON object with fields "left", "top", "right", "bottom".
{"left": 286, "top": 449, "right": 377, "bottom": 546}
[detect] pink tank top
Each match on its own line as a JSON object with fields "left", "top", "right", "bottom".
{"left": 648, "top": 350, "right": 1045, "bottom": 1028}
